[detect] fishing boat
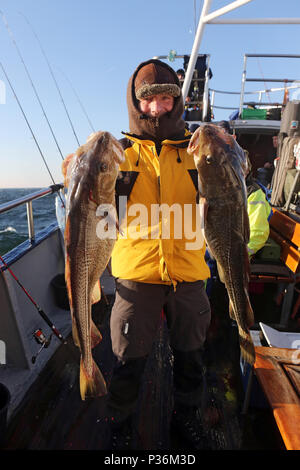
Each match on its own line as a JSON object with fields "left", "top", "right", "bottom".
{"left": 1, "top": 0, "right": 300, "bottom": 452}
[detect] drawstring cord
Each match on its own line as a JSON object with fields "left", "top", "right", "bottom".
{"left": 176, "top": 148, "right": 182, "bottom": 163}
{"left": 136, "top": 144, "right": 141, "bottom": 166}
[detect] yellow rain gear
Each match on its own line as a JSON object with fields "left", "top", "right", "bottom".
{"left": 247, "top": 188, "right": 272, "bottom": 256}
{"left": 111, "top": 132, "right": 210, "bottom": 285}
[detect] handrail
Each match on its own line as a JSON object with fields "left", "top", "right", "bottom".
{"left": 0, "top": 184, "right": 63, "bottom": 214}
{"left": 210, "top": 83, "right": 300, "bottom": 114}
{"left": 211, "top": 84, "right": 300, "bottom": 95}
{"left": 0, "top": 184, "right": 64, "bottom": 243}
{"left": 239, "top": 54, "right": 300, "bottom": 116}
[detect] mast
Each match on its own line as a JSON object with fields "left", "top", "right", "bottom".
{"left": 182, "top": 0, "right": 300, "bottom": 119}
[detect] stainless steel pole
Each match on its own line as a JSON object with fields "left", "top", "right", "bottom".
{"left": 182, "top": 0, "right": 212, "bottom": 103}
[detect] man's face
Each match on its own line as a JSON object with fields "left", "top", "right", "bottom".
{"left": 138, "top": 94, "right": 174, "bottom": 118}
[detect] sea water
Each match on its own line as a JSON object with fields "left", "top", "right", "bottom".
{"left": 0, "top": 188, "right": 57, "bottom": 256}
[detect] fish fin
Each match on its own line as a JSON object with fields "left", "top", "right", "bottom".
{"left": 244, "top": 244, "right": 250, "bottom": 274}
{"left": 91, "top": 320, "right": 102, "bottom": 348}
{"left": 245, "top": 290, "right": 255, "bottom": 328}
{"left": 239, "top": 329, "right": 256, "bottom": 366}
{"left": 71, "top": 315, "right": 80, "bottom": 348}
{"left": 62, "top": 153, "right": 75, "bottom": 188}
{"left": 64, "top": 238, "right": 73, "bottom": 308}
{"left": 187, "top": 127, "right": 201, "bottom": 155}
{"left": 91, "top": 280, "right": 101, "bottom": 304}
{"left": 244, "top": 207, "right": 250, "bottom": 244}
{"left": 229, "top": 300, "right": 236, "bottom": 322}
{"left": 79, "top": 358, "right": 107, "bottom": 400}
{"left": 200, "top": 196, "right": 208, "bottom": 218}
{"left": 105, "top": 209, "right": 124, "bottom": 237}
{"left": 217, "top": 262, "right": 226, "bottom": 284}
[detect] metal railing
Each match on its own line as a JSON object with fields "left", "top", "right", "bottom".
{"left": 178, "top": 0, "right": 300, "bottom": 120}
{"left": 209, "top": 82, "right": 300, "bottom": 113}
{"left": 0, "top": 184, "right": 63, "bottom": 243}
{"left": 239, "top": 54, "right": 300, "bottom": 117}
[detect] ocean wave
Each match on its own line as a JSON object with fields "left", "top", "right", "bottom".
{"left": 0, "top": 226, "right": 17, "bottom": 234}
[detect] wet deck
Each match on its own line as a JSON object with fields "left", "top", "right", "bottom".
{"left": 2, "top": 293, "right": 285, "bottom": 451}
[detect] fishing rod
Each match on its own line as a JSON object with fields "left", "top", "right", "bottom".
{"left": 0, "top": 254, "right": 66, "bottom": 344}
{"left": 59, "top": 68, "right": 96, "bottom": 134}
{"left": 19, "top": 12, "right": 82, "bottom": 146}
{"left": 0, "top": 61, "right": 57, "bottom": 187}
{"left": 0, "top": 61, "right": 65, "bottom": 208}
{"left": 0, "top": 10, "right": 66, "bottom": 160}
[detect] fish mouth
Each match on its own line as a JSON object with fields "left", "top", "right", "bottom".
{"left": 93, "top": 132, "right": 125, "bottom": 165}
{"left": 112, "top": 142, "right": 125, "bottom": 164}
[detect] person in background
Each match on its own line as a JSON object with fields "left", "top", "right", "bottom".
{"left": 218, "top": 120, "right": 231, "bottom": 134}
{"left": 177, "top": 67, "right": 192, "bottom": 120}
{"left": 244, "top": 153, "right": 272, "bottom": 258}
{"left": 189, "top": 123, "right": 200, "bottom": 133}
{"left": 176, "top": 68, "right": 185, "bottom": 82}
{"left": 256, "top": 134, "right": 277, "bottom": 188}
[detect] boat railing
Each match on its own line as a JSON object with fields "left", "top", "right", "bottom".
{"left": 239, "top": 54, "right": 300, "bottom": 117}
{"left": 210, "top": 83, "right": 300, "bottom": 114}
{"left": 0, "top": 184, "right": 64, "bottom": 243}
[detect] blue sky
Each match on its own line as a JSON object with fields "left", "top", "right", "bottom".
{"left": 0, "top": 0, "right": 300, "bottom": 187}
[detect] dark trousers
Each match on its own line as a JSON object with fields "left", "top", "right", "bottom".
{"left": 107, "top": 279, "right": 211, "bottom": 422}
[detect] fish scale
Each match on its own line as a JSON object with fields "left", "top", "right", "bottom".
{"left": 63, "top": 131, "right": 125, "bottom": 399}
{"left": 188, "top": 124, "right": 255, "bottom": 366}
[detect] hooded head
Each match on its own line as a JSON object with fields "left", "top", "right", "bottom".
{"left": 127, "top": 59, "right": 186, "bottom": 143}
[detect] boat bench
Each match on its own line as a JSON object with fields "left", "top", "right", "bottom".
{"left": 251, "top": 346, "right": 300, "bottom": 450}
{"left": 244, "top": 209, "right": 300, "bottom": 449}
{"left": 249, "top": 207, "right": 300, "bottom": 325}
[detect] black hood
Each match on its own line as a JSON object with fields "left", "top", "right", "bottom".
{"left": 126, "top": 59, "right": 186, "bottom": 144}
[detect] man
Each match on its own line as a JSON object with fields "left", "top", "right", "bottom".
{"left": 245, "top": 155, "right": 272, "bottom": 257}
{"left": 106, "top": 59, "right": 211, "bottom": 449}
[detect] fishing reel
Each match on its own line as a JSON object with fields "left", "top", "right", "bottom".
{"left": 31, "top": 328, "right": 52, "bottom": 364}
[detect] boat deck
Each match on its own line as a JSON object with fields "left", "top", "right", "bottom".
{"left": 1, "top": 294, "right": 285, "bottom": 451}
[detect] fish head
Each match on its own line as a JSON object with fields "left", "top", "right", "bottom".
{"left": 187, "top": 124, "right": 247, "bottom": 199}
{"left": 66, "top": 131, "right": 124, "bottom": 206}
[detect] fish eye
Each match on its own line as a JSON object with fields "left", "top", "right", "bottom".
{"left": 206, "top": 155, "right": 213, "bottom": 164}
{"left": 99, "top": 162, "right": 108, "bottom": 172}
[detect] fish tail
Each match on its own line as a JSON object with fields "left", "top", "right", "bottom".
{"left": 91, "top": 280, "right": 101, "bottom": 304}
{"left": 79, "top": 357, "right": 107, "bottom": 400}
{"left": 91, "top": 320, "right": 102, "bottom": 348}
{"left": 239, "top": 329, "right": 256, "bottom": 366}
{"left": 70, "top": 313, "right": 80, "bottom": 348}
{"left": 229, "top": 300, "right": 236, "bottom": 322}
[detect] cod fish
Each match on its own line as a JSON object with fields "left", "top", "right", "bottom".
{"left": 188, "top": 124, "right": 255, "bottom": 365}
{"left": 63, "top": 131, "right": 124, "bottom": 399}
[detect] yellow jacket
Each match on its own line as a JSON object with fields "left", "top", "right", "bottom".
{"left": 247, "top": 188, "right": 272, "bottom": 256}
{"left": 111, "top": 132, "right": 210, "bottom": 285}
